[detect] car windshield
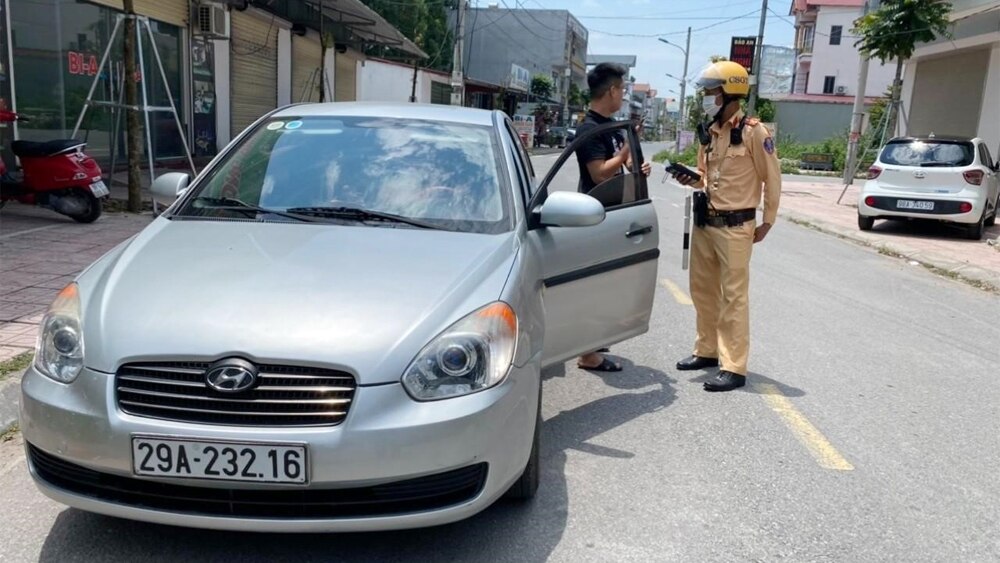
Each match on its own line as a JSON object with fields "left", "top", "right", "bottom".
{"left": 880, "top": 140, "right": 975, "bottom": 167}
{"left": 174, "top": 116, "right": 509, "bottom": 233}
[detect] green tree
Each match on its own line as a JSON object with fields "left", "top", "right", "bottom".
{"left": 362, "top": 0, "right": 454, "bottom": 72}
{"left": 853, "top": 0, "right": 951, "bottom": 138}
{"left": 568, "top": 82, "right": 586, "bottom": 108}
{"left": 531, "top": 74, "right": 554, "bottom": 101}
{"left": 754, "top": 98, "right": 776, "bottom": 122}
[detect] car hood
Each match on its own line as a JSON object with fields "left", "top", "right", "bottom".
{"left": 79, "top": 219, "right": 519, "bottom": 384}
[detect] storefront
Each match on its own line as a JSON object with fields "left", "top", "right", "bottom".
{"left": 334, "top": 48, "right": 360, "bottom": 102}
{"left": 292, "top": 31, "right": 323, "bottom": 104}
{"left": 1, "top": 0, "right": 426, "bottom": 171}
{"left": 4, "top": 0, "right": 192, "bottom": 166}
{"left": 230, "top": 8, "right": 278, "bottom": 136}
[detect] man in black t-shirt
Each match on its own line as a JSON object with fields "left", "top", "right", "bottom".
{"left": 572, "top": 63, "right": 652, "bottom": 373}
{"left": 575, "top": 64, "right": 652, "bottom": 195}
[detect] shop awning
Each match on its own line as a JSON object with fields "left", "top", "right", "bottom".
{"left": 308, "top": 0, "right": 428, "bottom": 59}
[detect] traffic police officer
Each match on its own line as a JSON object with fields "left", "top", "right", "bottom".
{"left": 671, "top": 61, "right": 782, "bottom": 392}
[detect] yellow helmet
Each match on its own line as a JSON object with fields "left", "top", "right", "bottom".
{"left": 695, "top": 61, "right": 750, "bottom": 98}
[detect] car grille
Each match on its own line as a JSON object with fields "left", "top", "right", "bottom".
{"left": 28, "top": 445, "right": 488, "bottom": 519}
{"left": 115, "top": 362, "right": 357, "bottom": 427}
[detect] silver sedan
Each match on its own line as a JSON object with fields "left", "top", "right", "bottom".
{"left": 20, "top": 103, "right": 659, "bottom": 532}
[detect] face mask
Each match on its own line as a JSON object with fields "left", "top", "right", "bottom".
{"left": 703, "top": 96, "right": 722, "bottom": 119}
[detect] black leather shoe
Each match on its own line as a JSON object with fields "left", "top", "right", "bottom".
{"left": 703, "top": 371, "right": 747, "bottom": 392}
{"left": 676, "top": 356, "right": 720, "bottom": 371}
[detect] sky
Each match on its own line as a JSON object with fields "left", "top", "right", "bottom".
{"left": 471, "top": 0, "right": 798, "bottom": 104}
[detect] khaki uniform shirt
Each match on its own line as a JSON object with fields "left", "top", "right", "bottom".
{"left": 695, "top": 110, "right": 782, "bottom": 224}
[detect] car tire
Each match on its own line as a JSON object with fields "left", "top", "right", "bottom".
{"left": 985, "top": 195, "right": 998, "bottom": 227}
{"left": 966, "top": 211, "right": 986, "bottom": 240}
{"left": 858, "top": 213, "right": 874, "bottom": 231}
{"left": 504, "top": 390, "right": 541, "bottom": 501}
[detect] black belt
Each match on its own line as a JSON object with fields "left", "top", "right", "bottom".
{"left": 702, "top": 209, "right": 756, "bottom": 228}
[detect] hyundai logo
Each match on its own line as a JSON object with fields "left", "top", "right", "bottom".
{"left": 913, "top": 171, "right": 926, "bottom": 179}
{"left": 205, "top": 360, "right": 259, "bottom": 393}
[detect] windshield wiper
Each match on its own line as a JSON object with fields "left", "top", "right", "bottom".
{"left": 189, "top": 196, "right": 316, "bottom": 222}
{"left": 284, "top": 206, "right": 438, "bottom": 229}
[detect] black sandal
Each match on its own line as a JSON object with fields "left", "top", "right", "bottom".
{"left": 578, "top": 358, "right": 622, "bottom": 372}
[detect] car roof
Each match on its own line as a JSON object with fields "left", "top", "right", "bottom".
{"left": 887, "top": 135, "right": 979, "bottom": 144}
{"left": 271, "top": 102, "right": 499, "bottom": 127}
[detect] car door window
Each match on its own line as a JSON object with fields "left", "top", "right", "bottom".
{"left": 531, "top": 120, "right": 648, "bottom": 213}
{"left": 505, "top": 122, "right": 536, "bottom": 200}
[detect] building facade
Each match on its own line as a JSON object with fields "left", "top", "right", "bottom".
{"left": 791, "top": 0, "right": 896, "bottom": 98}
{"left": 461, "top": 7, "right": 588, "bottom": 106}
{"left": 899, "top": 0, "right": 999, "bottom": 151}
{"left": 0, "top": 0, "right": 421, "bottom": 169}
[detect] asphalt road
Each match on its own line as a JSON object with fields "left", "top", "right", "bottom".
{"left": 2, "top": 142, "right": 999, "bottom": 561}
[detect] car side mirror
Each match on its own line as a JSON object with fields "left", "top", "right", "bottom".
{"left": 536, "top": 191, "right": 605, "bottom": 228}
{"left": 151, "top": 173, "right": 190, "bottom": 207}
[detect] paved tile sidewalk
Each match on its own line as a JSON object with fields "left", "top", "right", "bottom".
{"left": 779, "top": 179, "right": 1000, "bottom": 290}
{"left": 0, "top": 205, "right": 152, "bottom": 361}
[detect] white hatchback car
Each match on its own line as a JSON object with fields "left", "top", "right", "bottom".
{"left": 858, "top": 135, "right": 1000, "bottom": 239}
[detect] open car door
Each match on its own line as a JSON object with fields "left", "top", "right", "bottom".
{"left": 525, "top": 121, "right": 660, "bottom": 367}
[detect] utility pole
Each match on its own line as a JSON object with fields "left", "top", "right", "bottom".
{"left": 747, "top": 0, "right": 768, "bottom": 115}
{"left": 319, "top": 0, "right": 326, "bottom": 102}
{"left": 450, "top": 0, "right": 466, "bottom": 106}
{"left": 659, "top": 27, "right": 690, "bottom": 154}
{"left": 843, "top": 0, "right": 879, "bottom": 185}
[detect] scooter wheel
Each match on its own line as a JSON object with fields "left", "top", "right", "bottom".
{"left": 69, "top": 189, "right": 103, "bottom": 224}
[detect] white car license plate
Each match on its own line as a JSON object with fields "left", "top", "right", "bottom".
{"left": 89, "top": 181, "right": 110, "bottom": 198}
{"left": 896, "top": 199, "right": 934, "bottom": 211}
{"left": 131, "top": 436, "right": 308, "bottom": 484}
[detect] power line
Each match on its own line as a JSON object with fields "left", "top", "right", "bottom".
{"left": 589, "top": 8, "right": 762, "bottom": 38}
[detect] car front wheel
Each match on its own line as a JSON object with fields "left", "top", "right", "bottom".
{"left": 505, "top": 393, "right": 541, "bottom": 501}
{"left": 858, "top": 213, "right": 874, "bottom": 231}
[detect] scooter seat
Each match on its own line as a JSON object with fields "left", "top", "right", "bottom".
{"left": 11, "top": 139, "right": 86, "bottom": 158}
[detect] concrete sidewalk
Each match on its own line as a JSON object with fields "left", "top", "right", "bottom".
{"left": 0, "top": 205, "right": 153, "bottom": 362}
{"left": 778, "top": 179, "right": 1000, "bottom": 292}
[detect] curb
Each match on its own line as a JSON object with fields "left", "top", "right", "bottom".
{"left": 780, "top": 210, "right": 1000, "bottom": 293}
{"left": 0, "top": 370, "right": 23, "bottom": 435}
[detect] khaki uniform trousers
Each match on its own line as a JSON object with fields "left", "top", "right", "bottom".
{"left": 689, "top": 219, "right": 755, "bottom": 375}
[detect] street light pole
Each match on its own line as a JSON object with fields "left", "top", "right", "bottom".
{"left": 563, "top": 66, "right": 571, "bottom": 146}
{"left": 659, "top": 26, "right": 691, "bottom": 154}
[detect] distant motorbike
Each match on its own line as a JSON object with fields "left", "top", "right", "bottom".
{"left": 0, "top": 111, "right": 108, "bottom": 223}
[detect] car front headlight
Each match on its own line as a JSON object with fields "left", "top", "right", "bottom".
{"left": 35, "top": 283, "right": 85, "bottom": 383}
{"left": 402, "top": 302, "right": 518, "bottom": 401}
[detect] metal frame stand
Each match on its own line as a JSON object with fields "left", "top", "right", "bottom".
{"left": 837, "top": 100, "right": 893, "bottom": 205}
{"left": 299, "top": 67, "right": 331, "bottom": 103}
{"left": 72, "top": 14, "right": 196, "bottom": 212}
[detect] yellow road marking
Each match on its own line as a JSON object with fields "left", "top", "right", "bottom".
{"left": 659, "top": 278, "right": 693, "bottom": 306}
{"left": 758, "top": 383, "right": 855, "bottom": 471}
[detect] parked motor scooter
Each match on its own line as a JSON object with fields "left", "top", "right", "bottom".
{"left": 0, "top": 111, "right": 108, "bottom": 223}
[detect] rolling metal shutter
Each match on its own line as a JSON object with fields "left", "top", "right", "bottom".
{"left": 89, "top": 0, "right": 187, "bottom": 27}
{"left": 292, "top": 34, "right": 323, "bottom": 103}
{"left": 334, "top": 51, "right": 357, "bottom": 102}
{"left": 231, "top": 10, "right": 278, "bottom": 135}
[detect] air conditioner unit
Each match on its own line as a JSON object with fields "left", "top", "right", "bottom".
{"left": 194, "top": 2, "right": 229, "bottom": 39}
{"left": 836, "top": 85, "right": 847, "bottom": 95}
